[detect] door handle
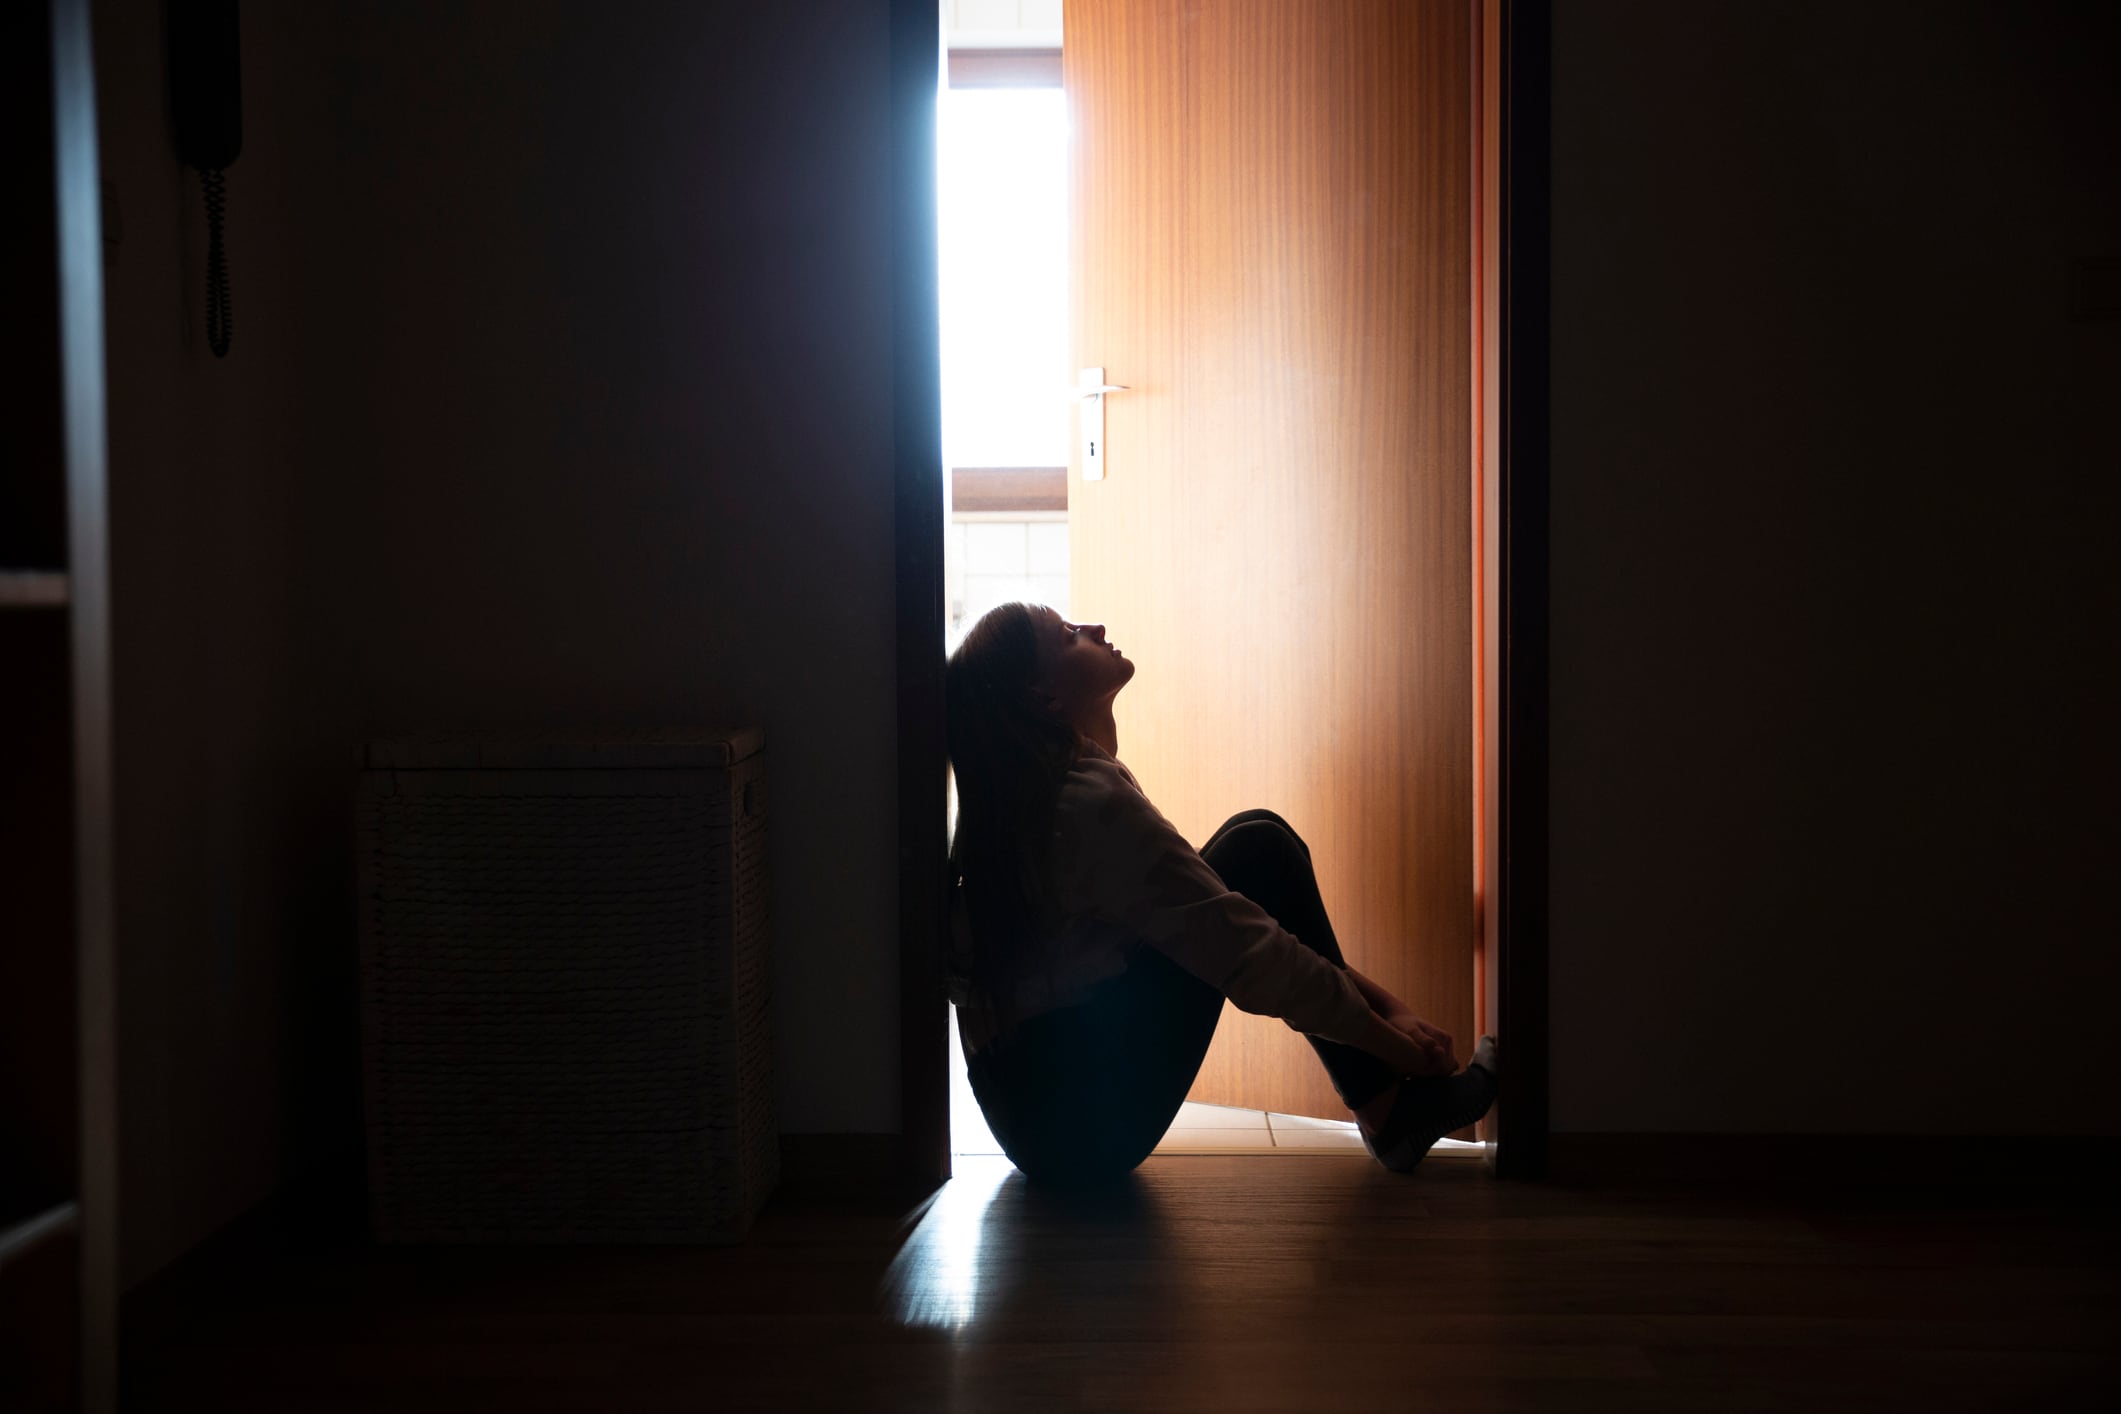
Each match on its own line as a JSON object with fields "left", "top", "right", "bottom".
{"left": 1073, "top": 367, "right": 1127, "bottom": 481}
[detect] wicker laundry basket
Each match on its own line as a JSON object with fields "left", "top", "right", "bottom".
{"left": 357, "top": 729, "right": 777, "bottom": 1243}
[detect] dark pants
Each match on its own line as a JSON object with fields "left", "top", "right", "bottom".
{"left": 965, "top": 809, "right": 1397, "bottom": 1186}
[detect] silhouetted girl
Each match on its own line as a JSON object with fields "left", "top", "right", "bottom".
{"left": 944, "top": 600, "right": 1497, "bottom": 1184}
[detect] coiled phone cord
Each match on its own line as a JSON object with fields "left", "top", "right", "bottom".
{"left": 201, "top": 167, "right": 231, "bottom": 357}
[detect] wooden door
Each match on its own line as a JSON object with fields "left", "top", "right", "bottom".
{"left": 1067, "top": 0, "right": 1475, "bottom": 1120}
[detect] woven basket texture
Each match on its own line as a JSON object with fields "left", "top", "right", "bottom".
{"left": 357, "top": 743, "right": 776, "bottom": 1242}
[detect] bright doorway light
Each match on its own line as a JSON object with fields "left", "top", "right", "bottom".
{"left": 938, "top": 79, "right": 1072, "bottom": 1159}
{"left": 938, "top": 87, "right": 1071, "bottom": 472}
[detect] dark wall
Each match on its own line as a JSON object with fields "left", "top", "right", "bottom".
{"left": 97, "top": 0, "right": 903, "bottom": 1285}
{"left": 92, "top": 0, "right": 2119, "bottom": 1286}
{"left": 1548, "top": 0, "right": 2120, "bottom": 1133}
{"left": 99, "top": 0, "right": 357, "bottom": 1288}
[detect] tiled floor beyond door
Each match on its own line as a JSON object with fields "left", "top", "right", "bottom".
{"left": 947, "top": 1004, "right": 1484, "bottom": 1160}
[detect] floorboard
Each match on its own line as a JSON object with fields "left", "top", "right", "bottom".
{"left": 122, "top": 1155, "right": 2121, "bottom": 1412}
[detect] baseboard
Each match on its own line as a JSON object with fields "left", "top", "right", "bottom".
{"left": 1546, "top": 1132, "right": 2121, "bottom": 1192}
{"left": 777, "top": 1132, "right": 935, "bottom": 1203}
{"left": 127, "top": 1132, "right": 923, "bottom": 1307}
{"left": 122, "top": 1148, "right": 365, "bottom": 1332}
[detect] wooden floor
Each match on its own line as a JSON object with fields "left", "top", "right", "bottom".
{"left": 124, "top": 1154, "right": 2120, "bottom": 1413}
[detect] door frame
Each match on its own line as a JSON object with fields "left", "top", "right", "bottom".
{"left": 890, "top": 0, "right": 1551, "bottom": 1186}
{"left": 1490, "top": 0, "right": 1551, "bottom": 1183}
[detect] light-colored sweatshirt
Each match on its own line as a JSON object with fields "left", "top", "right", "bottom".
{"left": 945, "top": 740, "right": 1374, "bottom": 1058}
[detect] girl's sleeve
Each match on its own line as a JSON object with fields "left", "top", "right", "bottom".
{"left": 1051, "top": 760, "right": 1374, "bottom": 1049}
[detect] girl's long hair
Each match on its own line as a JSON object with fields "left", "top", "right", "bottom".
{"left": 945, "top": 601, "right": 1083, "bottom": 999}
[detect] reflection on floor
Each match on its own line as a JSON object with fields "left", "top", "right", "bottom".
{"left": 948, "top": 1005, "right": 1484, "bottom": 1159}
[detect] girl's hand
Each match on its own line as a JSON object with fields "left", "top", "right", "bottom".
{"left": 1357, "top": 1012, "right": 1453, "bottom": 1078}
{"left": 1386, "top": 1011, "right": 1457, "bottom": 1073}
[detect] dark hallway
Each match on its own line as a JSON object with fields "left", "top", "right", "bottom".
{"left": 6, "top": 1, "right": 2118, "bottom": 1410}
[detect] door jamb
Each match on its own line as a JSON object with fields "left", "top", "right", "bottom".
{"left": 891, "top": 0, "right": 1552, "bottom": 1186}
{"left": 1490, "top": 0, "right": 1551, "bottom": 1182}
{"left": 891, "top": 0, "right": 951, "bottom": 1188}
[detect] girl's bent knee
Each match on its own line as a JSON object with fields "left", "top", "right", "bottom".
{"left": 1217, "top": 807, "right": 1296, "bottom": 839}
{"left": 1206, "top": 814, "right": 1307, "bottom": 871}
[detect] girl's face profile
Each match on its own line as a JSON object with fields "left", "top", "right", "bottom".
{"left": 1029, "top": 606, "right": 1134, "bottom": 723}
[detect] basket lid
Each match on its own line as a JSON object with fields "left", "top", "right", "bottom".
{"left": 362, "top": 727, "right": 764, "bottom": 770}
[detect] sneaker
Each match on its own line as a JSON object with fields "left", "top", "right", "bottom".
{"left": 1361, "top": 1035, "right": 1498, "bottom": 1173}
